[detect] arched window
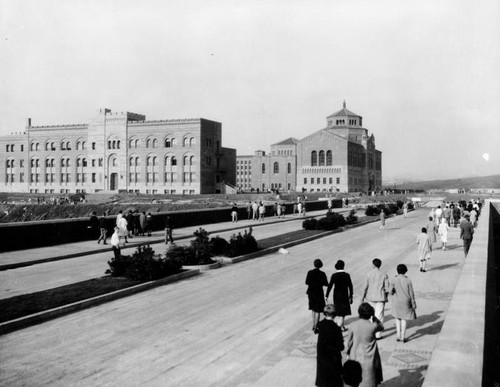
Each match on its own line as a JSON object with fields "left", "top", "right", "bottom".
{"left": 171, "top": 138, "right": 177, "bottom": 147}
{"left": 190, "top": 137, "right": 195, "bottom": 146}
{"left": 147, "top": 156, "right": 151, "bottom": 166}
{"left": 112, "top": 140, "right": 116, "bottom": 149}
{"left": 184, "top": 155, "right": 189, "bottom": 165}
{"left": 287, "top": 163, "right": 291, "bottom": 174}
{"left": 116, "top": 141, "right": 120, "bottom": 149}
{"left": 190, "top": 156, "right": 195, "bottom": 165}
{"left": 311, "top": 151, "right": 317, "bottom": 166}
{"left": 129, "top": 157, "right": 134, "bottom": 166}
{"left": 112, "top": 158, "right": 117, "bottom": 167}
{"left": 171, "top": 156, "right": 177, "bottom": 166}
{"left": 135, "top": 139, "right": 139, "bottom": 148}
{"left": 183, "top": 137, "right": 189, "bottom": 147}
{"left": 76, "top": 141, "right": 80, "bottom": 150}
{"left": 51, "top": 142, "right": 55, "bottom": 150}
{"left": 108, "top": 140, "right": 112, "bottom": 149}
{"left": 82, "top": 141, "right": 86, "bottom": 150}
{"left": 66, "top": 142, "right": 71, "bottom": 150}
{"left": 326, "top": 150, "right": 332, "bottom": 166}
{"left": 76, "top": 158, "right": 81, "bottom": 167}
{"left": 153, "top": 156, "right": 157, "bottom": 166}
{"left": 61, "top": 142, "right": 66, "bottom": 150}
{"left": 129, "top": 140, "right": 134, "bottom": 149}
{"left": 273, "top": 162, "right": 279, "bottom": 174}
{"left": 45, "top": 142, "right": 50, "bottom": 151}
{"left": 262, "top": 163, "right": 266, "bottom": 174}
{"left": 319, "top": 151, "right": 325, "bottom": 166}
{"left": 135, "top": 157, "right": 139, "bottom": 166}
{"left": 61, "top": 158, "right": 65, "bottom": 167}
{"left": 152, "top": 139, "right": 157, "bottom": 148}
{"left": 146, "top": 139, "right": 151, "bottom": 148}
{"left": 165, "top": 138, "right": 171, "bottom": 148}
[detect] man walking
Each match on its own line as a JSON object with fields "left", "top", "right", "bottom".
{"left": 97, "top": 213, "right": 108, "bottom": 245}
{"left": 460, "top": 214, "right": 474, "bottom": 257}
{"left": 361, "top": 258, "right": 389, "bottom": 339}
{"left": 165, "top": 216, "right": 174, "bottom": 245}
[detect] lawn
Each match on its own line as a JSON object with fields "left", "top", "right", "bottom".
{"left": 1, "top": 228, "right": 326, "bottom": 323}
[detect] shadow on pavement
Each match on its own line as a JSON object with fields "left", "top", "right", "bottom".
{"left": 407, "top": 311, "right": 444, "bottom": 341}
{"left": 381, "top": 365, "right": 427, "bottom": 387}
{"left": 429, "top": 262, "right": 460, "bottom": 271}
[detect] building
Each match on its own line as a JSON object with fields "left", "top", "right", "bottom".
{"left": 236, "top": 102, "right": 382, "bottom": 193}
{"left": 0, "top": 109, "right": 236, "bottom": 194}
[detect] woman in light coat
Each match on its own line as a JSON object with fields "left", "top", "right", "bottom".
{"left": 438, "top": 218, "right": 449, "bottom": 250}
{"left": 390, "top": 264, "right": 417, "bottom": 343}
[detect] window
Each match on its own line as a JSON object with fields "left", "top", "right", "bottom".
{"left": 304, "top": 178, "right": 307, "bottom": 184}
{"left": 319, "top": 151, "right": 325, "bottom": 166}
{"left": 336, "top": 178, "right": 340, "bottom": 184}
{"left": 287, "top": 163, "right": 291, "bottom": 174}
{"left": 171, "top": 156, "right": 177, "bottom": 166}
{"left": 146, "top": 139, "right": 151, "bottom": 148}
{"left": 165, "top": 138, "right": 171, "bottom": 147}
{"left": 190, "top": 137, "right": 195, "bottom": 146}
{"left": 326, "top": 150, "right": 332, "bottom": 166}
{"left": 61, "top": 142, "right": 66, "bottom": 150}
{"left": 273, "top": 162, "right": 279, "bottom": 174}
{"left": 112, "top": 158, "right": 117, "bottom": 167}
{"left": 152, "top": 139, "right": 157, "bottom": 148}
{"left": 183, "top": 137, "right": 189, "bottom": 147}
{"left": 311, "top": 151, "right": 317, "bottom": 166}
{"left": 92, "top": 142, "right": 96, "bottom": 150}
{"left": 262, "top": 163, "right": 266, "bottom": 174}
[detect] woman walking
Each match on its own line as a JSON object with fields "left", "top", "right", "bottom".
{"left": 438, "top": 217, "right": 449, "bottom": 250}
{"left": 306, "top": 259, "right": 329, "bottom": 334}
{"left": 425, "top": 216, "right": 437, "bottom": 245}
{"left": 417, "top": 227, "right": 432, "bottom": 272}
{"left": 315, "top": 305, "right": 344, "bottom": 387}
{"left": 390, "top": 264, "right": 417, "bottom": 343}
{"left": 325, "top": 260, "right": 353, "bottom": 331}
{"left": 346, "top": 303, "right": 384, "bottom": 387}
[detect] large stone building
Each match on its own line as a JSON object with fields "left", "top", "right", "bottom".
{"left": 236, "top": 102, "right": 382, "bottom": 193}
{"left": 0, "top": 109, "right": 236, "bottom": 194}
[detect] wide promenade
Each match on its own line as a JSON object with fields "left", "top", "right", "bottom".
{"left": 0, "top": 206, "right": 470, "bottom": 386}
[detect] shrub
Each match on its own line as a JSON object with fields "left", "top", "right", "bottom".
{"left": 189, "top": 228, "right": 214, "bottom": 264}
{"left": 210, "top": 235, "right": 229, "bottom": 255}
{"left": 345, "top": 209, "right": 358, "bottom": 225}
{"left": 365, "top": 205, "right": 381, "bottom": 216}
{"left": 166, "top": 244, "right": 195, "bottom": 264}
{"left": 384, "top": 203, "right": 399, "bottom": 215}
{"left": 302, "top": 218, "right": 318, "bottom": 230}
{"left": 106, "top": 245, "right": 182, "bottom": 281}
{"left": 396, "top": 200, "right": 404, "bottom": 209}
{"left": 225, "top": 228, "right": 258, "bottom": 257}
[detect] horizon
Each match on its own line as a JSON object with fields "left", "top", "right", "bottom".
{"left": 1, "top": 0, "right": 499, "bottom": 182}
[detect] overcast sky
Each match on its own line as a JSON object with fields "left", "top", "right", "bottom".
{"left": 1, "top": 0, "right": 499, "bottom": 182}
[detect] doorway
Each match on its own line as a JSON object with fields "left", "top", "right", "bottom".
{"left": 110, "top": 173, "right": 118, "bottom": 190}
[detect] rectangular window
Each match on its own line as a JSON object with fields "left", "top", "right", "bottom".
{"left": 92, "top": 142, "right": 96, "bottom": 150}
{"left": 98, "top": 158, "right": 103, "bottom": 167}
{"left": 92, "top": 159, "right": 96, "bottom": 167}
{"left": 304, "top": 178, "right": 307, "bottom": 184}
{"left": 336, "top": 178, "right": 340, "bottom": 184}
{"left": 329, "top": 177, "right": 333, "bottom": 184}
{"left": 92, "top": 173, "right": 96, "bottom": 183}
{"left": 20, "top": 173, "right": 24, "bottom": 183}
{"left": 323, "top": 178, "right": 326, "bottom": 184}
{"left": 316, "top": 178, "right": 320, "bottom": 184}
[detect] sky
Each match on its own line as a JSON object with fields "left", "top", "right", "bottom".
{"left": 1, "top": 0, "right": 499, "bottom": 183}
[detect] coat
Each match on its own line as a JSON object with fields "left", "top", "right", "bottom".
{"left": 362, "top": 268, "right": 389, "bottom": 303}
{"left": 390, "top": 274, "right": 416, "bottom": 320}
{"left": 306, "top": 268, "right": 328, "bottom": 313}
{"left": 315, "top": 319, "right": 344, "bottom": 387}
{"left": 426, "top": 221, "right": 437, "bottom": 243}
{"left": 325, "top": 271, "right": 353, "bottom": 317}
{"left": 416, "top": 233, "right": 432, "bottom": 261}
{"left": 346, "top": 319, "right": 384, "bottom": 387}
{"left": 460, "top": 220, "right": 474, "bottom": 240}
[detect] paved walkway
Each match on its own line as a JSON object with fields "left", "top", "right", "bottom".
{"left": 0, "top": 208, "right": 467, "bottom": 386}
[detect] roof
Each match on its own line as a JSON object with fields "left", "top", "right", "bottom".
{"left": 271, "top": 137, "right": 299, "bottom": 146}
{"left": 327, "top": 101, "right": 361, "bottom": 118}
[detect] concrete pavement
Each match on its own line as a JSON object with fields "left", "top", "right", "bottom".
{"left": 0, "top": 207, "right": 470, "bottom": 386}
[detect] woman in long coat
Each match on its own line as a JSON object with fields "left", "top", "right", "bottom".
{"left": 417, "top": 227, "right": 432, "bottom": 272}
{"left": 425, "top": 216, "right": 437, "bottom": 244}
{"left": 346, "top": 303, "right": 384, "bottom": 387}
{"left": 390, "top": 264, "right": 417, "bottom": 342}
{"left": 325, "top": 260, "right": 353, "bottom": 331}
{"left": 306, "top": 259, "right": 329, "bottom": 333}
{"left": 315, "top": 305, "right": 344, "bottom": 387}
{"left": 438, "top": 218, "right": 449, "bottom": 250}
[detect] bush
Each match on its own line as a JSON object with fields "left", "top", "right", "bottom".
{"left": 365, "top": 205, "right": 381, "bottom": 216}
{"left": 166, "top": 244, "right": 196, "bottom": 264}
{"left": 302, "top": 218, "right": 318, "bottom": 230}
{"left": 189, "top": 228, "right": 213, "bottom": 264}
{"left": 225, "top": 228, "right": 258, "bottom": 257}
{"left": 345, "top": 209, "right": 358, "bottom": 225}
{"left": 210, "top": 236, "right": 229, "bottom": 255}
{"left": 385, "top": 203, "right": 399, "bottom": 215}
{"left": 106, "top": 245, "right": 182, "bottom": 281}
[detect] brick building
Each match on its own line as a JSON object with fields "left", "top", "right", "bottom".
{"left": 236, "top": 102, "right": 382, "bottom": 193}
{"left": 0, "top": 109, "right": 236, "bottom": 194}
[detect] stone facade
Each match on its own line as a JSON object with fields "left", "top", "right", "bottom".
{"left": 0, "top": 109, "right": 236, "bottom": 194}
{"left": 236, "top": 102, "right": 382, "bottom": 193}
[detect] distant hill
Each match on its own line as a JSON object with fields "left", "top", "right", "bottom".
{"left": 393, "top": 174, "right": 500, "bottom": 190}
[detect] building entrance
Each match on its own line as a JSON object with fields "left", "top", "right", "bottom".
{"left": 110, "top": 173, "right": 118, "bottom": 190}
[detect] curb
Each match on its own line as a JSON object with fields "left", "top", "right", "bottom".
{"left": 0, "top": 269, "right": 200, "bottom": 336}
{"left": 182, "top": 261, "right": 221, "bottom": 271}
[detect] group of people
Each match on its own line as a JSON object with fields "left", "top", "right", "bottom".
{"left": 306, "top": 257, "right": 417, "bottom": 387}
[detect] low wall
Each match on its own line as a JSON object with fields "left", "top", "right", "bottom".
{"left": 423, "top": 201, "right": 493, "bottom": 387}
{"left": 0, "top": 199, "right": 340, "bottom": 252}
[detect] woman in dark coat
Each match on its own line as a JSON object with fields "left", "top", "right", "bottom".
{"left": 316, "top": 305, "right": 344, "bottom": 387}
{"left": 325, "top": 260, "right": 353, "bottom": 331}
{"left": 306, "top": 259, "right": 329, "bottom": 333}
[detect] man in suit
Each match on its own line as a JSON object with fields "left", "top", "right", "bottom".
{"left": 361, "top": 258, "right": 389, "bottom": 339}
{"left": 460, "top": 214, "right": 474, "bottom": 257}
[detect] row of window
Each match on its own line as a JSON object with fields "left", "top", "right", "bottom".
{"left": 303, "top": 177, "right": 341, "bottom": 185}
{"left": 311, "top": 151, "right": 333, "bottom": 167}
{"left": 129, "top": 137, "right": 197, "bottom": 149}
{"left": 261, "top": 162, "right": 293, "bottom": 174}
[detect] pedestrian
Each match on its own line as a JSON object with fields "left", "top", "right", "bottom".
{"left": 460, "top": 214, "right": 474, "bottom": 257}
{"left": 438, "top": 218, "right": 449, "bottom": 250}
{"left": 379, "top": 210, "right": 385, "bottom": 230}
{"left": 88, "top": 211, "right": 99, "bottom": 239}
{"left": 325, "top": 260, "right": 353, "bottom": 331}
{"left": 126, "top": 210, "right": 134, "bottom": 239}
{"left": 302, "top": 201, "right": 307, "bottom": 216}
{"left": 110, "top": 227, "right": 121, "bottom": 260}
{"left": 165, "top": 216, "right": 174, "bottom": 245}
{"left": 252, "top": 201, "right": 259, "bottom": 221}
{"left": 306, "top": 259, "right": 329, "bottom": 334}
{"left": 144, "top": 212, "right": 153, "bottom": 236}
{"left": 443, "top": 205, "right": 451, "bottom": 226}
{"left": 434, "top": 206, "right": 443, "bottom": 225}
{"left": 258, "top": 203, "right": 265, "bottom": 222}
{"left": 116, "top": 211, "right": 128, "bottom": 243}
{"left": 276, "top": 202, "right": 282, "bottom": 218}
{"left": 469, "top": 208, "right": 478, "bottom": 227}
{"left": 402, "top": 202, "right": 408, "bottom": 218}
{"left": 346, "top": 303, "right": 384, "bottom": 387}
{"left": 231, "top": 203, "right": 238, "bottom": 222}
{"left": 246, "top": 201, "right": 252, "bottom": 220}
{"left": 139, "top": 211, "right": 146, "bottom": 236}
{"left": 361, "top": 258, "right": 389, "bottom": 339}
{"left": 327, "top": 198, "right": 333, "bottom": 213}
{"left": 315, "top": 304, "right": 344, "bottom": 387}
{"left": 293, "top": 203, "right": 298, "bottom": 216}
{"left": 452, "top": 204, "right": 461, "bottom": 228}
{"left": 425, "top": 216, "right": 437, "bottom": 245}
{"left": 97, "top": 213, "right": 108, "bottom": 245}
{"left": 133, "top": 210, "right": 140, "bottom": 236}
{"left": 297, "top": 201, "right": 303, "bottom": 216}
{"left": 390, "top": 264, "right": 417, "bottom": 343}
{"left": 417, "top": 227, "right": 432, "bottom": 272}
